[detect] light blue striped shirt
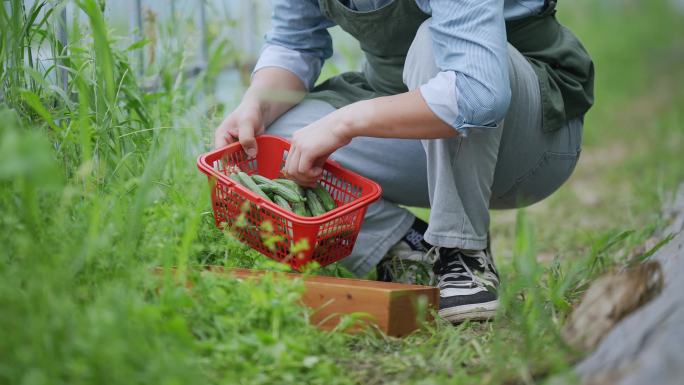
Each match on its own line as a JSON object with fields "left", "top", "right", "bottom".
{"left": 254, "top": 0, "right": 546, "bottom": 131}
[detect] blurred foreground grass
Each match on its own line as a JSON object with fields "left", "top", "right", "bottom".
{"left": 1, "top": 1, "right": 683, "bottom": 384}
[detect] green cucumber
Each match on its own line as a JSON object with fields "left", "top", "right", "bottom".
{"left": 260, "top": 181, "right": 304, "bottom": 203}
{"left": 292, "top": 201, "right": 309, "bottom": 217}
{"left": 228, "top": 173, "right": 243, "bottom": 186}
{"left": 251, "top": 174, "right": 273, "bottom": 186}
{"left": 274, "top": 178, "right": 306, "bottom": 199}
{"left": 319, "top": 225, "right": 354, "bottom": 238}
{"left": 273, "top": 195, "right": 292, "bottom": 211}
{"left": 305, "top": 189, "right": 326, "bottom": 216}
{"left": 312, "top": 184, "right": 336, "bottom": 211}
{"left": 236, "top": 172, "right": 272, "bottom": 202}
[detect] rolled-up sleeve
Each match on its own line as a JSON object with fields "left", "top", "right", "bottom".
{"left": 418, "top": 0, "right": 511, "bottom": 133}
{"left": 253, "top": 0, "right": 336, "bottom": 89}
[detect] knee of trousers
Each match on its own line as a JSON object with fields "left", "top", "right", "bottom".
{"left": 403, "top": 18, "right": 439, "bottom": 90}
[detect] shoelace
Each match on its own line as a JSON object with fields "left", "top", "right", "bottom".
{"left": 428, "top": 246, "right": 495, "bottom": 289}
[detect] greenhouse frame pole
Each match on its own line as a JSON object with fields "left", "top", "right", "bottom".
{"left": 57, "top": 4, "right": 68, "bottom": 93}
{"left": 132, "top": 0, "right": 144, "bottom": 75}
{"left": 199, "top": 0, "right": 208, "bottom": 67}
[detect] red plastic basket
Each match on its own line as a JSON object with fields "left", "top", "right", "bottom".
{"left": 197, "top": 135, "right": 382, "bottom": 270}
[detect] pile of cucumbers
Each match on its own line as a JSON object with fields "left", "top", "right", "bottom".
{"left": 227, "top": 167, "right": 337, "bottom": 217}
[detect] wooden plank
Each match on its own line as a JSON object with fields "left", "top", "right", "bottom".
{"left": 158, "top": 267, "right": 439, "bottom": 337}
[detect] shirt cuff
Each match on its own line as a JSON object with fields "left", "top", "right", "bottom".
{"left": 419, "top": 71, "right": 470, "bottom": 136}
{"left": 252, "top": 44, "right": 323, "bottom": 90}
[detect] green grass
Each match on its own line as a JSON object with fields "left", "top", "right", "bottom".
{"left": 2, "top": 1, "right": 684, "bottom": 384}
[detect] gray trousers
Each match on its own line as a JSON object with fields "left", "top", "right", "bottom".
{"left": 267, "top": 20, "right": 583, "bottom": 277}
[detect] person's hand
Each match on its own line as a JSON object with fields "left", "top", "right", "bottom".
{"left": 284, "top": 108, "right": 356, "bottom": 186}
{"left": 214, "top": 100, "right": 265, "bottom": 157}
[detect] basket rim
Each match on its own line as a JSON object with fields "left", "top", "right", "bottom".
{"left": 197, "top": 135, "right": 382, "bottom": 225}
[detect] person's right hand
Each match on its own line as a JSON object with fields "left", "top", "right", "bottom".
{"left": 213, "top": 100, "right": 265, "bottom": 157}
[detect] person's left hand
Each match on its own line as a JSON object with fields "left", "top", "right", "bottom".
{"left": 284, "top": 108, "right": 356, "bottom": 186}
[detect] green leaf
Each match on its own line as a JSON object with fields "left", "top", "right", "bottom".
{"left": 19, "top": 89, "right": 59, "bottom": 131}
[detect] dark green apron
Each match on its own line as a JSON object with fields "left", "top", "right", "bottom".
{"left": 309, "top": 0, "right": 595, "bottom": 132}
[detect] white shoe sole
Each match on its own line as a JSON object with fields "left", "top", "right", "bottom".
{"left": 438, "top": 300, "right": 499, "bottom": 324}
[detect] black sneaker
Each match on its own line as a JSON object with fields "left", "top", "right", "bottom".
{"left": 429, "top": 246, "right": 500, "bottom": 323}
